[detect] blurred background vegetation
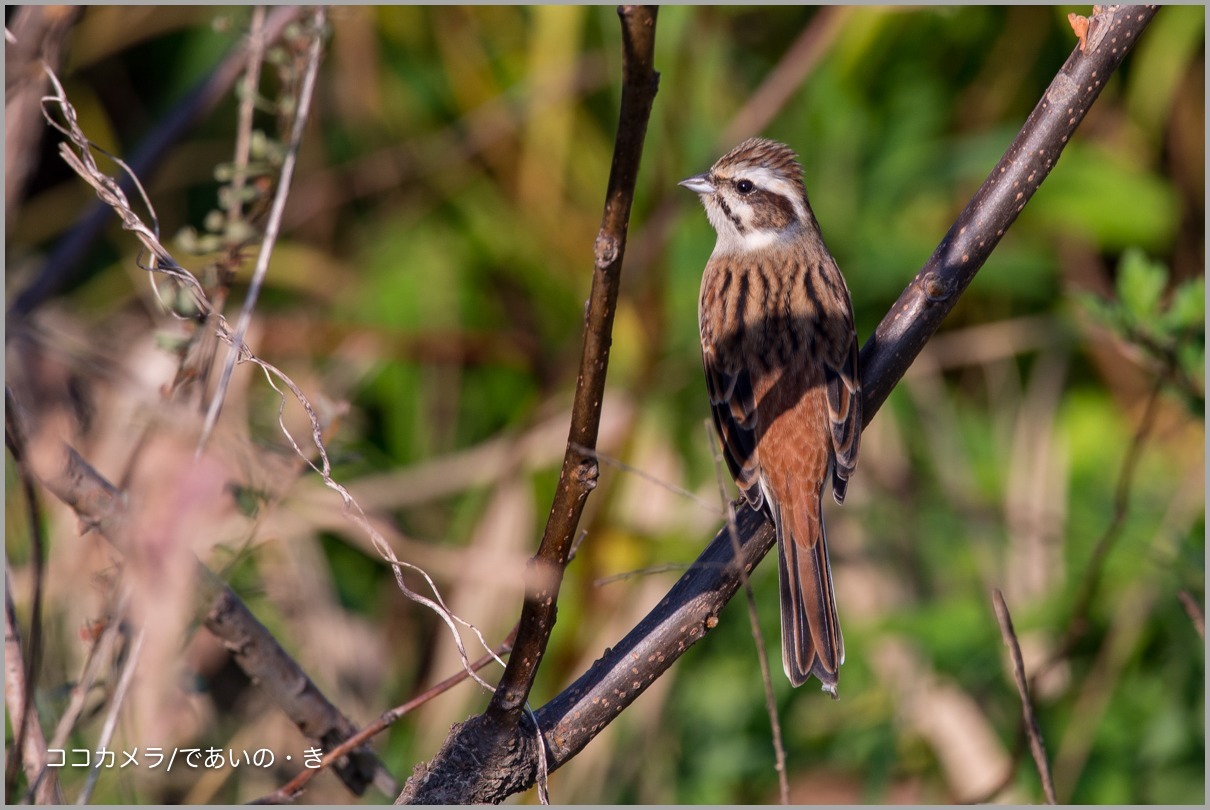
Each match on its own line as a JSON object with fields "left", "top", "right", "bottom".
{"left": 5, "top": 5, "right": 1203, "bottom": 804}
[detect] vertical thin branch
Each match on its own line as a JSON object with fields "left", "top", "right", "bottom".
{"left": 484, "top": 4, "right": 660, "bottom": 725}
{"left": 1177, "top": 590, "right": 1204, "bottom": 639}
{"left": 31, "top": 587, "right": 130, "bottom": 804}
{"left": 229, "top": 5, "right": 267, "bottom": 225}
{"left": 993, "top": 589, "right": 1057, "bottom": 805}
{"left": 731, "top": 509, "right": 791, "bottom": 805}
{"left": 77, "top": 630, "right": 147, "bottom": 804}
{"left": 3, "top": 389, "right": 51, "bottom": 803}
{"left": 199, "top": 6, "right": 327, "bottom": 451}
{"left": 4, "top": 562, "right": 59, "bottom": 804}
{"left": 1040, "top": 371, "right": 1165, "bottom": 682}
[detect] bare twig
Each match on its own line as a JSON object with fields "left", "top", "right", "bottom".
{"left": 860, "top": 5, "right": 1159, "bottom": 424}
{"left": 993, "top": 589, "right": 1057, "bottom": 804}
{"left": 3, "top": 389, "right": 51, "bottom": 802}
{"left": 730, "top": 508, "right": 790, "bottom": 804}
{"left": 485, "top": 2, "right": 660, "bottom": 727}
{"left": 200, "top": 567, "right": 395, "bottom": 796}
{"left": 255, "top": 627, "right": 518, "bottom": 804}
{"left": 592, "top": 562, "right": 690, "bottom": 587}
{"left": 570, "top": 441, "right": 721, "bottom": 514}
{"left": 3, "top": 561, "right": 61, "bottom": 804}
{"left": 228, "top": 5, "right": 267, "bottom": 225}
{"left": 78, "top": 629, "right": 146, "bottom": 803}
{"left": 1038, "top": 370, "right": 1165, "bottom": 684}
{"left": 199, "top": 6, "right": 325, "bottom": 450}
{"left": 1177, "top": 590, "right": 1204, "bottom": 639}
{"left": 31, "top": 586, "right": 130, "bottom": 803}
{"left": 398, "top": 8, "right": 660, "bottom": 801}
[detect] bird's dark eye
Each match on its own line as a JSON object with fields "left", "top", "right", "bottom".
{"left": 736, "top": 179, "right": 755, "bottom": 194}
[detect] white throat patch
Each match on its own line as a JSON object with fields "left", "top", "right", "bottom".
{"left": 712, "top": 226, "right": 788, "bottom": 256}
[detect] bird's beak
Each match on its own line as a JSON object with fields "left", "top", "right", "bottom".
{"left": 678, "top": 173, "right": 715, "bottom": 195}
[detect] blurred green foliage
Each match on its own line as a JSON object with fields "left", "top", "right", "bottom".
{"left": 5, "top": 5, "right": 1203, "bottom": 805}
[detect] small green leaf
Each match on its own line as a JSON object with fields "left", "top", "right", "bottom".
{"left": 1163, "top": 277, "right": 1205, "bottom": 333}
{"left": 1116, "top": 248, "right": 1168, "bottom": 323}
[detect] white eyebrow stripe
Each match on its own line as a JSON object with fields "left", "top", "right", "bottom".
{"left": 740, "top": 167, "right": 807, "bottom": 223}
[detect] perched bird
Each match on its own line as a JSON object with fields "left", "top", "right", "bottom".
{"left": 680, "top": 137, "right": 861, "bottom": 694}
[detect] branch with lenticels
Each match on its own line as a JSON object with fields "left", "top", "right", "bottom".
{"left": 397, "top": 5, "right": 1158, "bottom": 804}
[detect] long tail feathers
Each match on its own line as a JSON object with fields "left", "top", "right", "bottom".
{"left": 776, "top": 502, "right": 844, "bottom": 695}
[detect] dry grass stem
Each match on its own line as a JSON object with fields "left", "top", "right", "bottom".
{"left": 228, "top": 5, "right": 266, "bottom": 225}
{"left": 708, "top": 426, "right": 790, "bottom": 804}
{"left": 1041, "top": 373, "right": 1165, "bottom": 682}
{"left": 1178, "top": 590, "right": 1204, "bottom": 639}
{"left": 722, "top": 6, "right": 848, "bottom": 146}
{"left": 3, "top": 561, "right": 60, "bottom": 804}
{"left": 992, "top": 589, "right": 1057, "bottom": 804}
{"left": 570, "top": 440, "right": 721, "bottom": 515}
{"left": 200, "top": 7, "right": 325, "bottom": 451}
{"left": 78, "top": 629, "right": 146, "bottom": 803}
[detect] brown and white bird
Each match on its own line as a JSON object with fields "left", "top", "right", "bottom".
{"left": 680, "top": 137, "right": 861, "bottom": 694}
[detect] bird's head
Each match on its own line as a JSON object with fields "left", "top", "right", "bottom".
{"left": 679, "top": 137, "right": 811, "bottom": 255}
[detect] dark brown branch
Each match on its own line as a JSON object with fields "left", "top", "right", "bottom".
{"left": 484, "top": 4, "right": 660, "bottom": 726}
{"left": 397, "top": 6, "right": 1158, "bottom": 803}
{"left": 396, "top": 7, "right": 659, "bottom": 803}
{"left": 993, "top": 589, "right": 1057, "bottom": 804}
{"left": 199, "top": 569, "right": 394, "bottom": 797}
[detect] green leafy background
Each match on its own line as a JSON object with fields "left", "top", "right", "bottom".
{"left": 5, "top": 5, "right": 1203, "bottom": 804}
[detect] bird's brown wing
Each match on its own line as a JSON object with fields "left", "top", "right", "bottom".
{"left": 702, "top": 343, "right": 763, "bottom": 510}
{"left": 824, "top": 322, "right": 861, "bottom": 503}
